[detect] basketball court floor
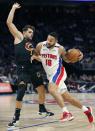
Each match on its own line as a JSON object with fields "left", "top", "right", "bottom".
{"left": 0, "top": 93, "right": 95, "bottom": 131}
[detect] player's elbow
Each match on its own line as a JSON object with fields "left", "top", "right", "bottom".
{"left": 6, "top": 19, "right": 9, "bottom": 25}
{"left": 6, "top": 19, "right": 12, "bottom": 26}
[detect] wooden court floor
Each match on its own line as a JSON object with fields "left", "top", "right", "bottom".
{"left": 0, "top": 93, "right": 95, "bottom": 131}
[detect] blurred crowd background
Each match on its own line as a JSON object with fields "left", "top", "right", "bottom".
{"left": 0, "top": 0, "right": 95, "bottom": 93}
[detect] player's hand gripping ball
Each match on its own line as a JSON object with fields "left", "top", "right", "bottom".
{"left": 66, "top": 48, "right": 83, "bottom": 63}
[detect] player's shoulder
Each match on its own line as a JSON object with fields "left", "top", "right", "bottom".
{"left": 14, "top": 34, "right": 24, "bottom": 45}
{"left": 36, "top": 42, "right": 42, "bottom": 47}
{"left": 41, "top": 41, "right": 47, "bottom": 46}
{"left": 57, "top": 43, "right": 66, "bottom": 56}
{"left": 37, "top": 41, "right": 46, "bottom": 46}
{"left": 36, "top": 41, "right": 46, "bottom": 51}
{"left": 54, "top": 43, "right": 60, "bottom": 48}
{"left": 56, "top": 43, "right": 64, "bottom": 50}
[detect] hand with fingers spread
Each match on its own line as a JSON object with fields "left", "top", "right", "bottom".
{"left": 12, "top": 3, "right": 21, "bottom": 10}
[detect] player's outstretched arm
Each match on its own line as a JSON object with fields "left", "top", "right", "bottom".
{"left": 6, "top": 3, "right": 23, "bottom": 40}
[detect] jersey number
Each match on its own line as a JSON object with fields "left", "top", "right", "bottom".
{"left": 46, "top": 59, "right": 52, "bottom": 66}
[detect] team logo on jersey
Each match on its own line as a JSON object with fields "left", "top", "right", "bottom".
{"left": 25, "top": 42, "right": 33, "bottom": 52}
{"left": 41, "top": 54, "right": 57, "bottom": 59}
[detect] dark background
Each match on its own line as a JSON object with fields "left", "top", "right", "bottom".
{"left": 0, "top": 0, "right": 95, "bottom": 93}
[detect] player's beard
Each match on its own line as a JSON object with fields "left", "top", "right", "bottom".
{"left": 46, "top": 43, "right": 55, "bottom": 49}
{"left": 24, "top": 34, "right": 33, "bottom": 41}
{"left": 24, "top": 37, "right": 32, "bottom": 42}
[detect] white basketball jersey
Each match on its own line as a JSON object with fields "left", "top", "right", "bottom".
{"left": 40, "top": 41, "right": 67, "bottom": 93}
{"left": 40, "top": 41, "right": 64, "bottom": 78}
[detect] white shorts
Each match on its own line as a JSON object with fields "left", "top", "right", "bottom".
{"left": 48, "top": 66, "right": 67, "bottom": 94}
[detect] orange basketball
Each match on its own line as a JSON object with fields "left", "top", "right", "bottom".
{"left": 66, "top": 48, "right": 83, "bottom": 63}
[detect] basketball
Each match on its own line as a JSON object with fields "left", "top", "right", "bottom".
{"left": 66, "top": 48, "right": 83, "bottom": 63}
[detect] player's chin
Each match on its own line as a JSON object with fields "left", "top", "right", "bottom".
{"left": 29, "top": 36, "right": 33, "bottom": 40}
{"left": 29, "top": 37, "right": 32, "bottom": 40}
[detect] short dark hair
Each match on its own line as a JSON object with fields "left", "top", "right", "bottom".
{"left": 22, "top": 25, "right": 35, "bottom": 33}
{"left": 48, "top": 32, "right": 58, "bottom": 40}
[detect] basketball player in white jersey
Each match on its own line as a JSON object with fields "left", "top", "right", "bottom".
{"left": 33, "top": 32, "right": 94, "bottom": 123}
